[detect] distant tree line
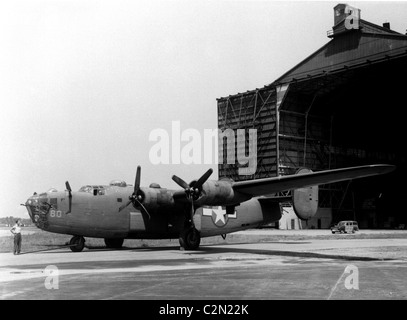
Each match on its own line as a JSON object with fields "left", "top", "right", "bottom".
{"left": 0, "top": 216, "right": 32, "bottom": 227}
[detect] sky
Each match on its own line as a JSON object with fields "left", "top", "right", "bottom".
{"left": 1, "top": 0, "right": 406, "bottom": 218}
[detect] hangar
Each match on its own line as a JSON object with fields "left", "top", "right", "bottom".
{"left": 217, "top": 4, "right": 407, "bottom": 229}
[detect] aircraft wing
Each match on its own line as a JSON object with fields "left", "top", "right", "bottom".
{"left": 232, "top": 164, "right": 395, "bottom": 197}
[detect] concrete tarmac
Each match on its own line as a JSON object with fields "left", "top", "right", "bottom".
{"left": 1, "top": 231, "right": 407, "bottom": 300}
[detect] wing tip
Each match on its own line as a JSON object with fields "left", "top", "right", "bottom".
{"left": 370, "top": 164, "right": 396, "bottom": 174}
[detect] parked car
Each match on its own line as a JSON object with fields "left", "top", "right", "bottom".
{"left": 331, "top": 221, "right": 359, "bottom": 234}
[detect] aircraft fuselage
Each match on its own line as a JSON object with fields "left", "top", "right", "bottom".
{"left": 25, "top": 185, "right": 280, "bottom": 240}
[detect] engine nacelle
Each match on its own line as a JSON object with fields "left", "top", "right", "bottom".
{"left": 139, "top": 187, "right": 174, "bottom": 210}
{"left": 292, "top": 168, "right": 319, "bottom": 220}
{"left": 196, "top": 180, "right": 251, "bottom": 207}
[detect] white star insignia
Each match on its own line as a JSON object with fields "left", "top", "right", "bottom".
{"left": 213, "top": 206, "right": 226, "bottom": 225}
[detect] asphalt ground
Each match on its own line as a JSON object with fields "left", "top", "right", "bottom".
{"left": 1, "top": 229, "right": 406, "bottom": 301}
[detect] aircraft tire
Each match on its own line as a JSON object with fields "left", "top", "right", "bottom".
{"left": 69, "top": 236, "right": 85, "bottom": 252}
{"left": 179, "top": 228, "right": 201, "bottom": 250}
{"left": 104, "top": 238, "right": 124, "bottom": 249}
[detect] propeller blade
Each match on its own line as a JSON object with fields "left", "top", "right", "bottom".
{"left": 172, "top": 175, "right": 190, "bottom": 190}
{"left": 135, "top": 199, "right": 151, "bottom": 220}
{"left": 118, "top": 200, "right": 132, "bottom": 212}
{"left": 119, "top": 165, "right": 147, "bottom": 213}
{"left": 172, "top": 169, "right": 213, "bottom": 231}
{"left": 190, "top": 199, "right": 195, "bottom": 228}
{"left": 193, "top": 168, "right": 213, "bottom": 189}
{"left": 65, "top": 181, "right": 72, "bottom": 214}
{"left": 134, "top": 166, "right": 141, "bottom": 193}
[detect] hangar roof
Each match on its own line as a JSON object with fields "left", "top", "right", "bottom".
{"left": 274, "top": 19, "right": 407, "bottom": 85}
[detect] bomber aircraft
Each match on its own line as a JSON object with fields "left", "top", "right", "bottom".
{"left": 23, "top": 164, "right": 394, "bottom": 251}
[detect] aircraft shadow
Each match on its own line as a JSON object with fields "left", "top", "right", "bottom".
{"left": 204, "top": 240, "right": 312, "bottom": 246}
{"left": 193, "top": 245, "right": 392, "bottom": 262}
{"left": 32, "top": 245, "right": 179, "bottom": 254}
{"left": 85, "top": 245, "right": 179, "bottom": 252}
{"left": 22, "top": 241, "right": 392, "bottom": 262}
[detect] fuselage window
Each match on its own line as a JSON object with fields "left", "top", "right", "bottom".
{"left": 50, "top": 198, "right": 58, "bottom": 210}
{"left": 92, "top": 186, "right": 105, "bottom": 196}
{"left": 79, "top": 185, "right": 105, "bottom": 195}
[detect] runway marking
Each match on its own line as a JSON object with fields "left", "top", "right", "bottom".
{"left": 0, "top": 258, "right": 288, "bottom": 283}
{"left": 0, "top": 290, "right": 26, "bottom": 299}
{"left": 102, "top": 279, "right": 180, "bottom": 300}
{"left": 327, "top": 269, "right": 347, "bottom": 300}
{"left": 2, "top": 260, "right": 407, "bottom": 300}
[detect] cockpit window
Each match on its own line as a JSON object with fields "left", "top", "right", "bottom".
{"left": 79, "top": 185, "right": 105, "bottom": 195}
{"left": 79, "top": 185, "right": 93, "bottom": 193}
{"left": 109, "top": 180, "right": 127, "bottom": 187}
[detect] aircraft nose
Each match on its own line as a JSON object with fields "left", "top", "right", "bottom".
{"left": 24, "top": 192, "right": 52, "bottom": 229}
{"left": 25, "top": 195, "right": 39, "bottom": 223}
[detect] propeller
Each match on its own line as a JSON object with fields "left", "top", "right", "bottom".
{"left": 172, "top": 168, "right": 213, "bottom": 228}
{"left": 118, "top": 166, "right": 150, "bottom": 219}
{"left": 65, "top": 181, "right": 72, "bottom": 214}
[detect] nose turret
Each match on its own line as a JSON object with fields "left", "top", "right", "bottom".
{"left": 25, "top": 193, "right": 39, "bottom": 223}
{"left": 24, "top": 192, "right": 51, "bottom": 229}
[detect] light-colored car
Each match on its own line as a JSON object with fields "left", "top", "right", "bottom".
{"left": 331, "top": 220, "right": 359, "bottom": 234}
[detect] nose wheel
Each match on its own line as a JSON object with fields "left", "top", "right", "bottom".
{"left": 69, "top": 236, "right": 85, "bottom": 252}
{"left": 179, "top": 227, "right": 201, "bottom": 250}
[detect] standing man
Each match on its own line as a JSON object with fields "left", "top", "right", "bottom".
{"left": 10, "top": 219, "right": 22, "bottom": 255}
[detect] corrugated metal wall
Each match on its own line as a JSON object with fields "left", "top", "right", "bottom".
{"left": 217, "top": 87, "right": 278, "bottom": 181}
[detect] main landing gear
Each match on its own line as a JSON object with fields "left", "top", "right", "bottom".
{"left": 171, "top": 169, "right": 213, "bottom": 251}
{"left": 104, "top": 238, "right": 124, "bottom": 249}
{"left": 69, "top": 236, "right": 85, "bottom": 252}
{"left": 68, "top": 236, "right": 124, "bottom": 252}
{"left": 179, "top": 227, "right": 201, "bottom": 250}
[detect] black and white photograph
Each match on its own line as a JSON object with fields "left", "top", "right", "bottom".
{"left": 1, "top": 0, "right": 406, "bottom": 307}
